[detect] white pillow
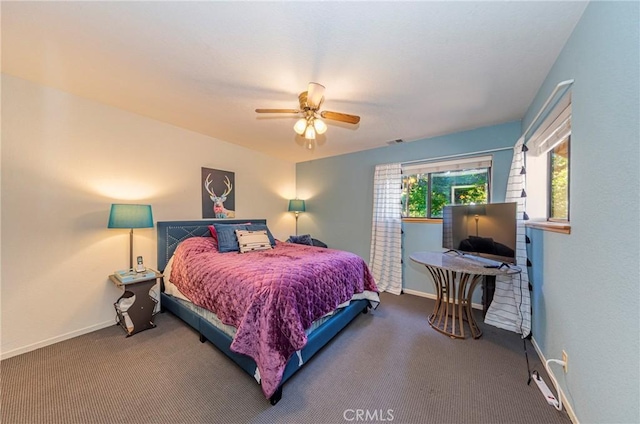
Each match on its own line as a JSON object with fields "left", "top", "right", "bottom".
{"left": 235, "top": 229, "right": 273, "bottom": 253}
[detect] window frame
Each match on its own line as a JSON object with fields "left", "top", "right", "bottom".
{"left": 524, "top": 93, "right": 572, "bottom": 233}
{"left": 401, "top": 155, "right": 493, "bottom": 221}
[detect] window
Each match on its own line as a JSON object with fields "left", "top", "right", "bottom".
{"left": 526, "top": 95, "right": 571, "bottom": 224}
{"left": 402, "top": 156, "right": 492, "bottom": 219}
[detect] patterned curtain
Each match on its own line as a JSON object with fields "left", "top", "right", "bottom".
{"left": 369, "top": 163, "right": 403, "bottom": 295}
{"left": 484, "top": 137, "right": 532, "bottom": 337}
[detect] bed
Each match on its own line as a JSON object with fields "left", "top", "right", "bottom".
{"left": 156, "top": 219, "right": 379, "bottom": 405}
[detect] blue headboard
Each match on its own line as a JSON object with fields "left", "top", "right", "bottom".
{"left": 156, "top": 219, "right": 267, "bottom": 272}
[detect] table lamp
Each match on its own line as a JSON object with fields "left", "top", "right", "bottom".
{"left": 108, "top": 204, "right": 153, "bottom": 271}
{"left": 288, "top": 199, "right": 306, "bottom": 235}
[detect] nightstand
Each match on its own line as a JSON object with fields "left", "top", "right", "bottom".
{"left": 109, "top": 270, "right": 162, "bottom": 337}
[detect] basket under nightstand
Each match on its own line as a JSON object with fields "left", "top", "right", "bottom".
{"left": 109, "top": 270, "right": 162, "bottom": 337}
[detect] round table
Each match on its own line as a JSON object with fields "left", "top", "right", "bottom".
{"left": 410, "top": 251, "right": 521, "bottom": 339}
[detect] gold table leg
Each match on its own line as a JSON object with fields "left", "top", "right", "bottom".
{"left": 425, "top": 266, "right": 484, "bottom": 339}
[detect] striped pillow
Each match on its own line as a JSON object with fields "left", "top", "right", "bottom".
{"left": 235, "top": 229, "right": 273, "bottom": 253}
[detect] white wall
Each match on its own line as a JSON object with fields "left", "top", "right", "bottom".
{"left": 0, "top": 74, "right": 296, "bottom": 358}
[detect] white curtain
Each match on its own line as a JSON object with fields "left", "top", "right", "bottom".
{"left": 484, "top": 137, "right": 532, "bottom": 337}
{"left": 369, "top": 163, "right": 403, "bottom": 295}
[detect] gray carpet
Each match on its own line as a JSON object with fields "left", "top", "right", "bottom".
{"left": 1, "top": 293, "right": 571, "bottom": 424}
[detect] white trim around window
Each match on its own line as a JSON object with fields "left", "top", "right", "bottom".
{"left": 402, "top": 155, "right": 493, "bottom": 175}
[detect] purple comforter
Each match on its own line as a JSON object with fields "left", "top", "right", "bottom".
{"left": 169, "top": 237, "right": 378, "bottom": 398}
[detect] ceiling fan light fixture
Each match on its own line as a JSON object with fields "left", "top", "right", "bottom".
{"left": 307, "top": 82, "right": 325, "bottom": 108}
{"left": 304, "top": 124, "right": 316, "bottom": 140}
{"left": 293, "top": 118, "right": 307, "bottom": 135}
{"left": 313, "top": 118, "right": 327, "bottom": 135}
{"left": 255, "top": 82, "right": 361, "bottom": 147}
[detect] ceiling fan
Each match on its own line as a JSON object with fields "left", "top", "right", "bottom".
{"left": 255, "top": 82, "right": 360, "bottom": 145}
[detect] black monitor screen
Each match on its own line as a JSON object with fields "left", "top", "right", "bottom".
{"left": 442, "top": 202, "right": 517, "bottom": 264}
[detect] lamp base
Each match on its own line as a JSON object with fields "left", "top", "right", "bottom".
{"left": 129, "top": 228, "right": 134, "bottom": 271}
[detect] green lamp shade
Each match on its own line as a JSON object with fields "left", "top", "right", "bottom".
{"left": 288, "top": 199, "right": 306, "bottom": 213}
{"left": 108, "top": 204, "right": 153, "bottom": 229}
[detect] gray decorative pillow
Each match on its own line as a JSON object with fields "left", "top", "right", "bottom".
{"left": 287, "top": 234, "right": 313, "bottom": 246}
{"left": 311, "top": 238, "right": 328, "bottom": 248}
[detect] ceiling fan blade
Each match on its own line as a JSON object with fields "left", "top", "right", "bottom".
{"left": 320, "top": 110, "right": 361, "bottom": 124}
{"left": 255, "top": 109, "right": 300, "bottom": 113}
{"left": 307, "top": 82, "right": 325, "bottom": 108}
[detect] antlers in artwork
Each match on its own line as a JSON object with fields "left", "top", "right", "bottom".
{"left": 204, "top": 174, "right": 234, "bottom": 218}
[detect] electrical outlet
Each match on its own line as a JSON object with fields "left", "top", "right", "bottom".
{"left": 562, "top": 350, "right": 568, "bottom": 373}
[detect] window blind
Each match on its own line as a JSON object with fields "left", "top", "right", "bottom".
{"left": 527, "top": 96, "right": 572, "bottom": 157}
{"left": 402, "top": 155, "right": 493, "bottom": 175}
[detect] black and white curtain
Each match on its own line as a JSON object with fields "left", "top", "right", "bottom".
{"left": 484, "top": 137, "right": 532, "bottom": 337}
{"left": 369, "top": 163, "right": 403, "bottom": 295}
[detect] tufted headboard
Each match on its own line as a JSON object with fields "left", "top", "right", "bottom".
{"left": 156, "top": 219, "right": 267, "bottom": 272}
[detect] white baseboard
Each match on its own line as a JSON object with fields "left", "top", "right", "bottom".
{"left": 402, "top": 288, "right": 484, "bottom": 310}
{"left": 0, "top": 320, "right": 114, "bottom": 361}
{"left": 530, "top": 337, "right": 579, "bottom": 424}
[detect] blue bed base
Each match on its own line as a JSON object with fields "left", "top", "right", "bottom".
{"left": 157, "top": 220, "right": 370, "bottom": 405}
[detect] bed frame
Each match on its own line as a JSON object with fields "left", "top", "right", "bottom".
{"left": 156, "top": 219, "right": 370, "bottom": 405}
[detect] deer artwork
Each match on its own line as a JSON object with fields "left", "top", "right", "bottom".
{"left": 204, "top": 174, "right": 235, "bottom": 218}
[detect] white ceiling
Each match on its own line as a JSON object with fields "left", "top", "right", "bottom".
{"left": 1, "top": 1, "right": 587, "bottom": 163}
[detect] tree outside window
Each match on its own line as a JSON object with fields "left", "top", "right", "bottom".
{"left": 402, "top": 167, "right": 490, "bottom": 218}
{"left": 549, "top": 136, "right": 570, "bottom": 220}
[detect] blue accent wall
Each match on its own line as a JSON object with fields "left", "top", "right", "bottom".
{"left": 297, "top": 121, "right": 520, "bottom": 299}
{"left": 296, "top": 2, "right": 638, "bottom": 420}
{"left": 524, "top": 2, "right": 639, "bottom": 422}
